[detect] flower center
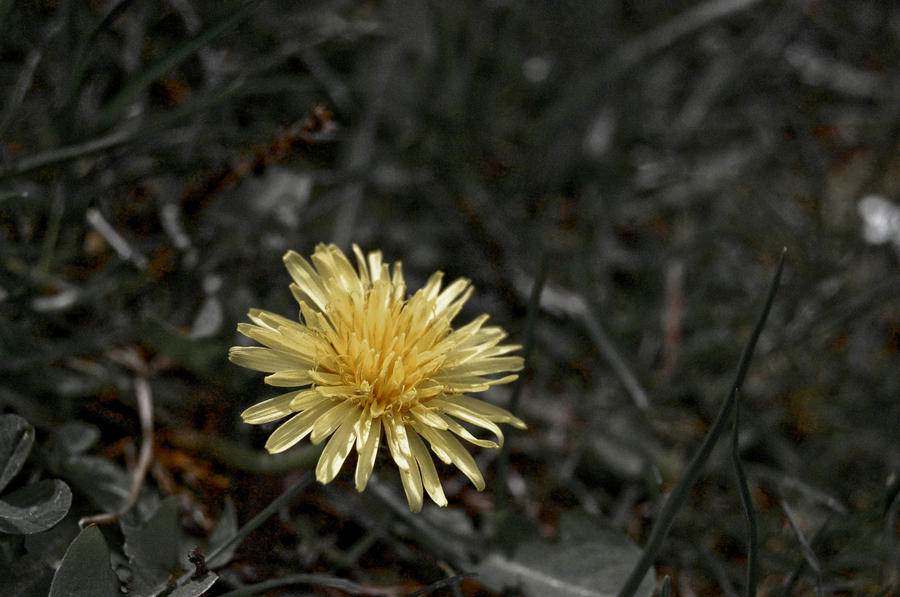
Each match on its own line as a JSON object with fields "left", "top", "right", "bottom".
{"left": 320, "top": 286, "right": 450, "bottom": 415}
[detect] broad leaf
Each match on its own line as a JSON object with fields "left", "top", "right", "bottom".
{"left": 477, "top": 510, "right": 655, "bottom": 597}
{"left": 0, "top": 479, "right": 73, "bottom": 535}
{"left": 0, "top": 413, "right": 34, "bottom": 493}
{"left": 122, "top": 496, "right": 188, "bottom": 596}
{"left": 48, "top": 525, "right": 121, "bottom": 597}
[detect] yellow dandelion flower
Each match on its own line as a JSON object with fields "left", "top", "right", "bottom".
{"left": 229, "top": 243, "right": 526, "bottom": 512}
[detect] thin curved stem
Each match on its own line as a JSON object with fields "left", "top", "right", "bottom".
{"left": 618, "top": 248, "right": 785, "bottom": 597}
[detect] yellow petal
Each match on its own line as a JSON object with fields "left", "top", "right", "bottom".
{"left": 228, "top": 346, "right": 300, "bottom": 373}
{"left": 440, "top": 414, "right": 500, "bottom": 449}
{"left": 446, "top": 394, "right": 527, "bottom": 429}
{"left": 409, "top": 421, "right": 452, "bottom": 465}
{"left": 440, "top": 374, "right": 518, "bottom": 392}
{"left": 284, "top": 250, "right": 329, "bottom": 312}
{"left": 310, "top": 401, "right": 358, "bottom": 445}
{"left": 265, "top": 402, "right": 333, "bottom": 453}
{"left": 316, "top": 385, "right": 360, "bottom": 399}
{"left": 311, "top": 244, "right": 363, "bottom": 297}
{"left": 428, "top": 397, "right": 506, "bottom": 445}
{"left": 316, "top": 417, "right": 357, "bottom": 484}
{"left": 355, "top": 416, "right": 381, "bottom": 491}
{"left": 409, "top": 430, "right": 447, "bottom": 507}
{"left": 409, "top": 404, "right": 450, "bottom": 430}
{"left": 383, "top": 417, "right": 412, "bottom": 471}
{"left": 390, "top": 261, "right": 405, "bottom": 300}
{"left": 421, "top": 271, "right": 444, "bottom": 302}
{"left": 241, "top": 390, "right": 303, "bottom": 424}
{"left": 351, "top": 244, "right": 371, "bottom": 286}
{"left": 247, "top": 309, "right": 306, "bottom": 334}
{"left": 433, "top": 277, "right": 470, "bottom": 315}
{"left": 264, "top": 369, "right": 314, "bottom": 387}
{"left": 437, "top": 356, "right": 524, "bottom": 378}
{"left": 414, "top": 425, "right": 485, "bottom": 491}
{"left": 236, "top": 324, "right": 316, "bottom": 366}
{"left": 398, "top": 455, "right": 424, "bottom": 513}
{"left": 289, "top": 389, "right": 324, "bottom": 411}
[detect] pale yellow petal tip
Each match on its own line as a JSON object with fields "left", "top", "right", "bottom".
{"left": 355, "top": 475, "right": 370, "bottom": 493}
{"left": 264, "top": 439, "right": 287, "bottom": 454}
{"left": 240, "top": 411, "right": 260, "bottom": 424}
{"left": 282, "top": 249, "right": 302, "bottom": 263}
{"left": 506, "top": 354, "right": 525, "bottom": 371}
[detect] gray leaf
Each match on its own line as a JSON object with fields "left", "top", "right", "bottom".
{"left": 0, "top": 479, "right": 73, "bottom": 535}
{"left": 477, "top": 510, "right": 655, "bottom": 597}
{"left": 48, "top": 525, "right": 121, "bottom": 597}
{"left": 122, "top": 496, "right": 187, "bottom": 596}
{"left": 0, "top": 414, "right": 34, "bottom": 494}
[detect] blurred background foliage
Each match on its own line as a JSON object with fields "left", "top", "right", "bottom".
{"left": 1, "top": 0, "right": 898, "bottom": 595}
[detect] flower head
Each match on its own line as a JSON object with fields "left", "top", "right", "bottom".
{"left": 230, "top": 243, "right": 526, "bottom": 511}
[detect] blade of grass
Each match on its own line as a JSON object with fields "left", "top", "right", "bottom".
{"left": 731, "top": 392, "right": 758, "bottom": 597}
{"left": 494, "top": 250, "right": 548, "bottom": 511}
{"left": 618, "top": 247, "right": 786, "bottom": 597}
{"left": 93, "top": 0, "right": 261, "bottom": 131}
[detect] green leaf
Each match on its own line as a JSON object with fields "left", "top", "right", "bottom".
{"left": 205, "top": 499, "right": 238, "bottom": 569}
{"left": 48, "top": 525, "right": 121, "bottom": 597}
{"left": 0, "top": 479, "right": 72, "bottom": 535}
{"left": 477, "top": 510, "right": 655, "bottom": 597}
{"left": 121, "top": 496, "right": 188, "bottom": 596}
{"left": 0, "top": 413, "right": 34, "bottom": 493}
